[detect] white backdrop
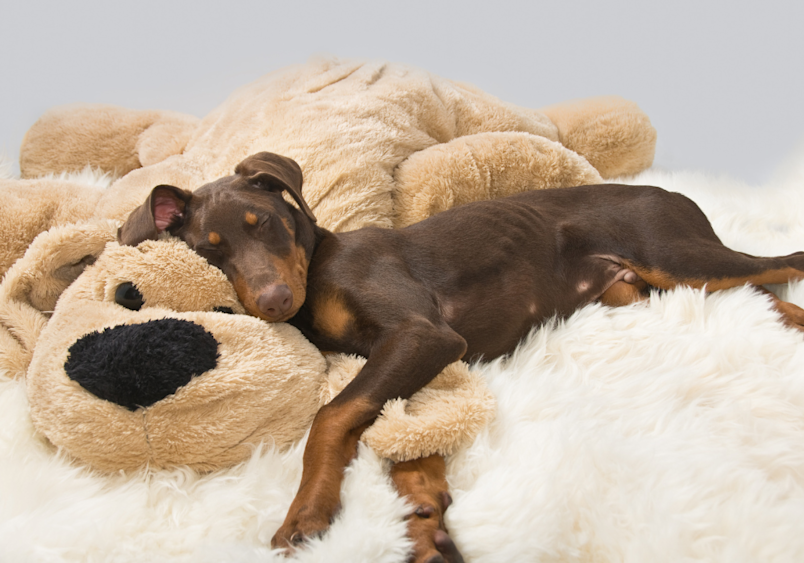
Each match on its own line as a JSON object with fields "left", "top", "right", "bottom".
{"left": 1, "top": 0, "right": 803, "bottom": 183}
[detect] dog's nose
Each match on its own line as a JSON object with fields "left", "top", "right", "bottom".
{"left": 257, "top": 283, "right": 293, "bottom": 320}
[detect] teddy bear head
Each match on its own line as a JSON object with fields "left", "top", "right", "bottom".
{"left": 11, "top": 222, "right": 325, "bottom": 471}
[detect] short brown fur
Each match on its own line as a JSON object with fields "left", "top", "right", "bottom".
{"left": 119, "top": 153, "right": 804, "bottom": 562}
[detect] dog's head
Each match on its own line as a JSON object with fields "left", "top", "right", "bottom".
{"left": 118, "top": 152, "right": 317, "bottom": 322}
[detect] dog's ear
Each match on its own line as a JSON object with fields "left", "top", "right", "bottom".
{"left": 235, "top": 152, "right": 317, "bottom": 223}
{"left": 118, "top": 185, "right": 193, "bottom": 246}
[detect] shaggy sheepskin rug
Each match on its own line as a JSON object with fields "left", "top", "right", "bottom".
{"left": 2, "top": 149, "right": 804, "bottom": 563}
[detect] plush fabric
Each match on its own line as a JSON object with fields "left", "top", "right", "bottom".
{"left": 9, "top": 57, "right": 655, "bottom": 274}
{"left": 0, "top": 57, "right": 656, "bottom": 475}
{"left": 2, "top": 150, "right": 804, "bottom": 561}
{"left": 4, "top": 56, "right": 796, "bottom": 561}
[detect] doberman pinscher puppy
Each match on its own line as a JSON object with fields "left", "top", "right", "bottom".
{"left": 119, "top": 152, "right": 804, "bottom": 563}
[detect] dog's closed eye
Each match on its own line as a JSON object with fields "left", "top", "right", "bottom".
{"left": 193, "top": 245, "right": 225, "bottom": 268}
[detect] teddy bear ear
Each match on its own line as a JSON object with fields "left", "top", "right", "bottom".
{"left": 0, "top": 221, "right": 117, "bottom": 379}
{"left": 118, "top": 185, "right": 194, "bottom": 246}
{"left": 235, "top": 152, "right": 317, "bottom": 223}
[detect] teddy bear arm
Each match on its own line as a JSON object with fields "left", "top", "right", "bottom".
{"left": 539, "top": 96, "right": 657, "bottom": 178}
{"left": 392, "top": 131, "right": 603, "bottom": 228}
{"left": 437, "top": 79, "right": 560, "bottom": 142}
{"left": 20, "top": 104, "right": 200, "bottom": 179}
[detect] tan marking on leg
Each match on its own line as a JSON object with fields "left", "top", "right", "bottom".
{"left": 599, "top": 279, "right": 649, "bottom": 307}
{"left": 702, "top": 267, "right": 804, "bottom": 291}
{"left": 618, "top": 262, "right": 804, "bottom": 332}
{"left": 753, "top": 286, "right": 804, "bottom": 332}
{"left": 272, "top": 397, "right": 376, "bottom": 550}
{"left": 621, "top": 263, "right": 804, "bottom": 292}
{"left": 391, "top": 455, "right": 459, "bottom": 563}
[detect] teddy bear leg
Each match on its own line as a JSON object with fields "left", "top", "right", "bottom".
{"left": 539, "top": 96, "right": 657, "bottom": 179}
{"left": 390, "top": 454, "right": 464, "bottom": 563}
{"left": 20, "top": 104, "right": 200, "bottom": 179}
{"left": 392, "top": 131, "right": 603, "bottom": 228}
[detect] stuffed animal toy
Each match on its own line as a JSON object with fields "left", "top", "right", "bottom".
{"left": 0, "top": 219, "right": 495, "bottom": 471}
{"left": 11, "top": 58, "right": 800, "bottom": 563}
{"left": 0, "top": 57, "right": 656, "bottom": 473}
{"left": 8, "top": 58, "right": 656, "bottom": 271}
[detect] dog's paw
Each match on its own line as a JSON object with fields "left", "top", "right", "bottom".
{"left": 270, "top": 511, "right": 332, "bottom": 552}
{"left": 405, "top": 495, "right": 464, "bottom": 563}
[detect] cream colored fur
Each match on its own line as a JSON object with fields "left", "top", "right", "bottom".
{"left": 20, "top": 105, "right": 200, "bottom": 178}
{"left": 323, "top": 355, "right": 495, "bottom": 462}
{"left": 0, "top": 57, "right": 661, "bottom": 559}
{"left": 2, "top": 155, "right": 803, "bottom": 561}
{"left": 0, "top": 178, "right": 105, "bottom": 274}
{"left": 0, "top": 57, "right": 655, "bottom": 469}
{"left": 12, "top": 57, "right": 654, "bottom": 253}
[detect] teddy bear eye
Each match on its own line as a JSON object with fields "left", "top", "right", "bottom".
{"left": 115, "top": 282, "right": 145, "bottom": 311}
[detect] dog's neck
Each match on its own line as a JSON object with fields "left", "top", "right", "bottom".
{"left": 307, "top": 223, "right": 336, "bottom": 262}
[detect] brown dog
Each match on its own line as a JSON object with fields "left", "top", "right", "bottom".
{"left": 120, "top": 152, "right": 804, "bottom": 562}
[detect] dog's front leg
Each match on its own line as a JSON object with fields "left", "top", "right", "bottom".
{"left": 391, "top": 454, "right": 464, "bottom": 563}
{"left": 270, "top": 318, "right": 467, "bottom": 552}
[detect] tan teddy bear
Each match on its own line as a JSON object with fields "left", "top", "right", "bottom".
{"left": 0, "top": 56, "right": 656, "bottom": 562}
{"left": 7, "top": 57, "right": 655, "bottom": 274}
{"left": 0, "top": 220, "right": 494, "bottom": 471}
{"left": 0, "top": 54, "right": 656, "bottom": 471}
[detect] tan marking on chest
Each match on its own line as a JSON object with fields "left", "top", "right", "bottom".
{"left": 208, "top": 232, "right": 221, "bottom": 245}
{"left": 314, "top": 294, "right": 354, "bottom": 340}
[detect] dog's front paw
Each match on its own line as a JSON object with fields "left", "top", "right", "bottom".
{"left": 430, "top": 529, "right": 465, "bottom": 563}
{"left": 405, "top": 495, "right": 464, "bottom": 563}
{"left": 270, "top": 510, "right": 333, "bottom": 552}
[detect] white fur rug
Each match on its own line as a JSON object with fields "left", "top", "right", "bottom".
{"left": 3, "top": 151, "right": 804, "bottom": 562}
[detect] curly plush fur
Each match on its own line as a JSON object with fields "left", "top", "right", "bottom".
{"left": 2, "top": 156, "right": 804, "bottom": 561}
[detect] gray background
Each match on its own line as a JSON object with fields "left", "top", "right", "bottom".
{"left": 2, "top": 0, "right": 802, "bottom": 184}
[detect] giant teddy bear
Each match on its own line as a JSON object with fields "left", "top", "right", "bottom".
{"left": 0, "top": 57, "right": 656, "bottom": 560}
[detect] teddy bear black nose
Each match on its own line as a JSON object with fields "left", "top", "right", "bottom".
{"left": 64, "top": 319, "right": 219, "bottom": 411}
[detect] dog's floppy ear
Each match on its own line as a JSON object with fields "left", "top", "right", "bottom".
{"left": 235, "top": 152, "right": 317, "bottom": 223}
{"left": 118, "top": 185, "right": 193, "bottom": 246}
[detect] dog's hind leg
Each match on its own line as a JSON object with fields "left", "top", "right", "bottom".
{"left": 622, "top": 246, "right": 804, "bottom": 330}
{"left": 750, "top": 285, "right": 804, "bottom": 331}
{"left": 599, "top": 278, "right": 650, "bottom": 307}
